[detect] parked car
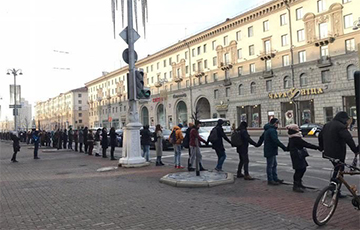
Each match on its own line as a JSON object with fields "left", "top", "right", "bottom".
{"left": 300, "top": 123, "right": 323, "bottom": 137}
{"left": 149, "top": 128, "right": 173, "bottom": 150}
{"left": 115, "top": 129, "right": 123, "bottom": 147}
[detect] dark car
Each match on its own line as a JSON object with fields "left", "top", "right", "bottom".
{"left": 300, "top": 123, "right": 323, "bottom": 137}
{"left": 115, "top": 129, "right": 123, "bottom": 147}
{"left": 149, "top": 129, "right": 173, "bottom": 150}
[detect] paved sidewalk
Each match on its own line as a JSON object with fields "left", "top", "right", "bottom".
{"left": 0, "top": 141, "right": 359, "bottom": 230}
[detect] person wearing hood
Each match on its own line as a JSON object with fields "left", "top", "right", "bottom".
{"left": 171, "top": 124, "right": 184, "bottom": 169}
{"left": 94, "top": 129, "right": 102, "bottom": 157}
{"left": 11, "top": 132, "right": 20, "bottom": 163}
{"left": 101, "top": 128, "right": 109, "bottom": 158}
{"left": 259, "top": 118, "right": 287, "bottom": 185}
{"left": 140, "top": 125, "right": 152, "bottom": 162}
{"left": 319, "top": 111, "right": 359, "bottom": 197}
{"left": 287, "top": 124, "right": 319, "bottom": 193}
{"left": 210, "top": 119, "right": 232, "bottom": 172}
{"left": 236, "top": 121, "right": 261, "bottom": 180}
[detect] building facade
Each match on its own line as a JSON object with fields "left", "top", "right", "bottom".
{"left": 35, "top": 87, "right": 89, "bottom": 130}
{"left": 18, "top": 98, "right": 32, "bottom": 130}
{"left": 86, "top": 0, "right": 360, "bottom": 129}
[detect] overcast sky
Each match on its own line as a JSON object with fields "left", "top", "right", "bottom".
{"left": 0, "top": 0, "right": 269, "bottom": 121}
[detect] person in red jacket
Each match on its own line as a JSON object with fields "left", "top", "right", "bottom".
{"left": 189, "top": 121, "right": 207, "bottom": 172}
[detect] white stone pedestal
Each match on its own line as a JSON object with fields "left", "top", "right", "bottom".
{"left": 118, "top": 122, "right": 148, "bottom": 167}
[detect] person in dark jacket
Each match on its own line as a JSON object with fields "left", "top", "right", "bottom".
{"left": 287, "top": 124, "right": 319, "bottom": 193}
{"left": 140, "top": 125, "right": 152, "bottom": 162}
{"left": 258, "top": 118, "right": 287, "bottom": 185}
{"left": 11, "top": 132, "right": 20, "bottom": 162}
{"left": 183, "top": 123, "right": 194, "bottom": 170}
{"left": 83, "top": 127, "right": 89, "bottom": 154}
{"left": 87, "top": 131, "right": 94, "bottom": 155}
{"left": 236, "top": 121, "right": 261, "bottom": 180}
{"left": 189, "top": 121, "right": 207, "bottom": 172}
{"left": 32, "top": 130, "right": 40, "bottom": 159}
{"left": 319, "top": 111, "right": 359, "bottom": 197}
{"left": 62, "top": 129, "right": 68, "bottom": 149}
{"left": 94, "top": 129, "right": 102, "bottom": 157}
{"left": 74, "top": 130, "right": 79, "bottom": 152}
{"left": 210, "top": 119, "right": 232, "bottom": 172}
{"left": 101, "top": 128, "right": 108, "bottom": 158}
{"left": 79, "top": 129, "right": 84, "bottom": 153}
{"left": 109, "top": 127, "right": 118, "bottom": 160}
{"left": 68, "top": 128, "right": 74, "bottom": 150}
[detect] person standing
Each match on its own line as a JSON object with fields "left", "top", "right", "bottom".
{"left": 236, "top": 121, "right": 260, "bottom": 180}
{"left": 94, "top": 129, "right": 102, "bottom": 157}
{"left": 74, "top": 130, "right": 79, "bottom": 152}
{"left": 287, "top": 124, "right": 319, "bottom": 193}
{"left": 189, "top": 121, "right": 207, "bottom": 172}
{"left": 109, "top": 127, "right": 118, "bottom": 160}
{"left": 183, "top": 123, "right": 194, "bottom": 170}
{"left": 101, "top": 128, "right": 108, "bottom": 158}
{"left": 32, "top": 130, "right": 40, "bottom": 159}
{"left": 319, "top": 111, "right": 359, "bottom": 197}
{"left": 87, "top": 131, "right": 94, "bottom": 155}
{"left": 62, "top": 129, "right": 68, "bottom": 149}
{"left": 79, "top": 128, "right": 84, "bottom": 153}
{"left": 83, "top": 127, "right": 89, "bottom": 154}
{"left": 68, "top": 128, "right": 74, "bottom": 150}
{"left": 171, "top": 124, "right": 184, "bottom": 169}
{"left": 140, "top": 125, "right": 151, "bottom": 162}
{"left": 259, "top": 118, "right": 287, "bottom": 186}
{"left": 209, "top": 119, "right": 232, "bottom": 172}
{"left": 11, "top": 132, "right": 20, "bottom": 163}
{"left": 155, "top": 124, "right": 164, "bottom": 166}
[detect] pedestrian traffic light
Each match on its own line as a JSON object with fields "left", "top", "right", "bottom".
{"left": 135, "top": 69, "right": 151, "bottom": 99}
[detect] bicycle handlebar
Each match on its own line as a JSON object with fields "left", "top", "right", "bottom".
{"left": 322, "top": 154, "right": 360, "bottom": 171}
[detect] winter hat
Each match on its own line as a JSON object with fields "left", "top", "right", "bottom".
{"left": 178, "top": 124, "right": 183, "bottom": 128}
{"left": 217, "top": 119, "right": 224, "bottom": 125}
{"left": 238, "top": 121, "right": 248, "bottom": 130}
{"left": 334, "top": 111, "right": 350, "bottom": 125}
{"left": 270, "top": 118, "right": 279, "bottom": 124}
{"left": 286, "top": 124, "right": 300, "bottom": 132}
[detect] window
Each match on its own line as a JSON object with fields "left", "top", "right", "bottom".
{"left": 185, "top": 51, "right": 188, "bottom": 60}
{"left": 265, "top": 60, "right": 271, "bottom": 71}
{"left": 236, "top": 31, "right": 241, "bottom": 41}
{"left": 238, "top": 84, "right": 243, "bottom": 95}
{"left": 263, "top": 20, "right": 269, "bottom": 32}
{"left": 225, "top": 70, "right": 230, "bottom": 79}
{"left": 321, "top": 70, "right": 331, "bottom": 83}
{"left": 157, "top": 62, "right": 159, "bottom": 69}
{"left": 283, "top": 76, "right": 291, "bottom": 89}
{"left": 214, "top": 89, "right": 219, "bottom": 99}
{"left": 224, "top": 53, "right": 230, "bottom": 65}
{"left": 320, "top": 45, "right": 329, "bottom": 57}
{"left": 186, "top": 80, "right": 190, "bottom": 88}
{"left": 280, "top": 14, "right": 287, "bottom": 26}
{"left": 213, "top": 73, "right": 218, "bottom": 81}
{"left": 212, "top": 40, "right": 217, "bottom": 50}
{"left": 213, "top": 56, "right": 217, "bottom": 66}
{"left": 238, "top": 66, "right": 243, "bottom": 76}
{"left": 281, "top": 34, "right": 288, "bottom": 46}
{"left": 203, "top": 44, "right": 207, "bottom": 53}
{"left": 296, "top": 7, "right": 303, "bottom": 20}
{"left": 169, "top": 57, "right": 172, "bottom": 65}
{"left": 193, "top": 79, "right": 196, "bottom": 86}
{"left": 347, "top": 64, "right": 357, "bottom": 80}
{"left": 197, "top": 46, "right": 201, "bottom": 55}
{"left": 197, "top": 62, "right": 203, "bottom": 72}
{"left": 79, "top": 119, "right": 82, "bottom": 124}
{"left": 79, "top": 113, "right": 82, "bottom": 117}
{"left": 264, "top": 40, "right": 271, "bottom": 54}
{"left": 146, "top": 66, "right": 149, "bottom": 73}
{"left": 297, "top": 29, "right": 305, "bottom": 42}
{"left": 192, "top": 48, "right": 195, "bottom": 57}
{"left": 300, "top": 73, "right": 307, "bottom": 87}
{"left": 192, "top": 63, "right": 196, "bottom": 72}
{"left": 79, "top": 106, "right": 82, "bottom": 111}
{"left": 151, "top": 77, "right": 154, "bottom": 83}
{"left": 250, "top": 63, "right": 256, "bottom": 74}
{"left": 205, "top": 75, "right": 208, "bottom": 83}
{"left": 248, "top": 26, "right": 253, "bottom": 37}
{"left": 151, "top": 65, "right": 153, "bottom": 71}
{"left": 249, "top": 45, "right": 254, "bottom": 56}
{"left": 324, "top": 107, "right": 333, "bottom": 123}
{"left": 163, "top": 60, "right": 166, "bottom": 67}
{"left": 237, "top": 48, "right": 242, "bottom": 59}
{"left": 78, "top": 94, "right": 82, "bottom": 97}
{"left": 176, "top": 54, "right": 180, "bottom": 62}
{"left": 177, "top": 82, "right": 181, "bottom": 89}
{"left": 266, "top": 80, "right": 272, "bottom": 92}
{"left": 186, "top": 66, "right": 189, "bottom": 74}
{"left": 78, "top": 100, "right": 82, "bottom": 104}
{"left": 344, "top": 14, "right": 353, "bottom": 29}
{"left": 226, "top": 87, "right": 230, "bottom": 97}
{"left": 319, "top": 23, "right": 328, "bottom": 39}
{"left": 346, "top": 39, "right": 356, "bottom": 52}
{"left": 282, "top": 55, "right": 290, "bottom": 67}
{"left": 169, "top": 71, "right": 172, "bottom": 78}
{"left": 298, "top": 51, "right": 306, "bottom": 63}
{"left": 223, "top": 36, "right": 228, "bottom": 46}
{"left": 204, "top": 59, "right": 208, "bottom": 69}
{"left": 317, "top": 0, "right": 326, "bottom": 13}
{"left": 250, "top": 82, "right": 256, "bottom": 94}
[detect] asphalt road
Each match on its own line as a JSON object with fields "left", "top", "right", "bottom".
{"left": 114, "top": 136, "right": 360, "bottom": 193}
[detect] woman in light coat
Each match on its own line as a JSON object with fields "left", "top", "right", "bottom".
{"left": 155, "top": 124, "right": 164, "bottom": 166}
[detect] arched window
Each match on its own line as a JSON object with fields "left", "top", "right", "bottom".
{"left": 250, "top": 82, "right": 256, "bottom": 94}
{"left": 283, "top": 76, "right": 291, "bottom": 89}
{"left": 300, "top": 73, "right": 307, "bottom": 87}
{"left": 238, "top": 84, "right": 243, "bottom": 95}
{"left": 347, "top": 64, "right": 357, "bottom": 80}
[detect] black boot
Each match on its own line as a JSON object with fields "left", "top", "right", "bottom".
{"left": 299, "top": 181, "right": 306, "bottom": 189}
{"left": 199, "top": 163, "right": 207, "bottom": 171}
{"left": 293, "top": 182, "right": 304, "bottom": 193}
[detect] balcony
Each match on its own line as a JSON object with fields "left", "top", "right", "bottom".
{"left": 259, "top": 50, "right": 276, "bottom": 61}
{"left": 262, "top": 69, "right": 274, "bottom": 79}
{"left": 220, "top": 62, "right": 233, "bottom": 71}
{"left": 173, "top": 77, "right": 183, "bottom": 83}
{"left": 313, "top": 34, "right": 335, "bottom": 47}
{"left": 194, "top": 71, "right": 205, "bottom": 78}
{"left": 154, "top": 81, "right": 163, "bottom": 87}
{"left": 317, "top": 56, "right": 332, "bottom": 68}
{"left": 223, "top": 78, "right": 232, "bottom": 86}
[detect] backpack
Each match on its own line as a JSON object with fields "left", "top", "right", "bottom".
{"left": 208, "top": 127, "right": 219, "bottom": 143}
{"left": 231, "top": 131, "right": 243, "bottom": 147}
{"left": 170, "top": 130, "right": 177, "bottom": 144}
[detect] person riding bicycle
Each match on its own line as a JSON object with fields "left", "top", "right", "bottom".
{"left": 318, "top": 111, "right": 359, "bottom": 197}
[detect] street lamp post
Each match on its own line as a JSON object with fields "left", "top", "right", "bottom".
{"left": 283, "top": 0, "right": 295, "bottom": 88}
{"left": 155, "top": 78, "right": 168, "bottom": 128}
{"left": 6, "top": 68, "right": 22, "bottom": 132}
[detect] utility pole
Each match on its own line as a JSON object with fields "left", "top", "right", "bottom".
{"left": 7, "top": 69, "right": 22, "bottom": 132}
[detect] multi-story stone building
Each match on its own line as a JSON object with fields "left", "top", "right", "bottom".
{"left": 35, "top": 87, "right": 88, "bottom": 130}
{"left": 18, "top": 98, "right": 32, "bottom": 130}
{"left": 86, "top": 0, "right": 360, "bottom": 129}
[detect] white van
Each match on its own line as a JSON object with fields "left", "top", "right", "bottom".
{"left": 199, "top": 118, "right": 231, "bottom": 134}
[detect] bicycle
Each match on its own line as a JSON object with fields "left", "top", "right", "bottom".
{"left": 312, "top": 156, "right": 360, "bottom": 226}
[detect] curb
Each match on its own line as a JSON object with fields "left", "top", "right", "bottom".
{"left": 119, "top": 162, "right": 151, "bottom": 168}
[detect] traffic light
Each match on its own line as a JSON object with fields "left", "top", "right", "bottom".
{"left": 135, "top": 69, "right": 151, "bottom": 99}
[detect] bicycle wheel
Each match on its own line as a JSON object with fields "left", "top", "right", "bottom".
{"left": 312, "top": 185, "right": 339, "bottom": 226}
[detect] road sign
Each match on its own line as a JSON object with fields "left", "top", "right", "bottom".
{"left": 119, "top": 27, "right": 140, "bottom": 44}
{"left": 9, "top": 105, "right": 22, "bottom": 109}
{"left": 122, "top": 48, "right": 138, "bottom": 64}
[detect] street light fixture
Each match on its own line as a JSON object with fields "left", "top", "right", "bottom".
{"left": 353, "top": 17, "right": 360, "bottom": 30}
{"left": 6, "top": 68, "right": 22, "bottom": 132}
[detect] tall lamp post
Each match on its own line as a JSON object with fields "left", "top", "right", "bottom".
{"left": 7, "top": 68, "right": 22, "bottom": 132}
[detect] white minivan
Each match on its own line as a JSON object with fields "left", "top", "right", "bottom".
{"left": 199, "top": 118, "right": 231, "bottom": 134}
